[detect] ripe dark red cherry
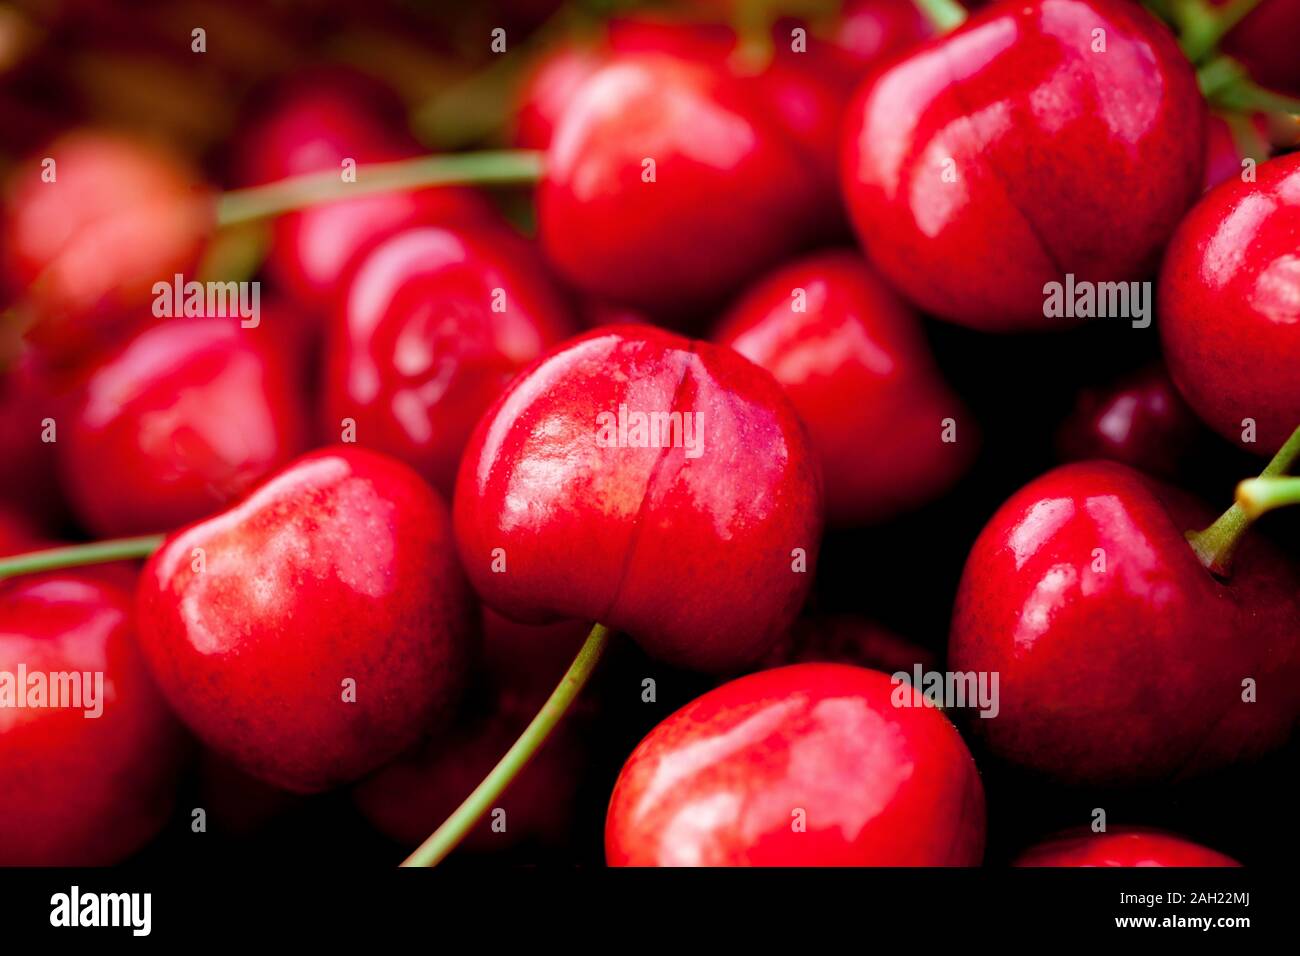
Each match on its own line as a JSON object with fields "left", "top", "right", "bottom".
{"left": 1159, "top": 152, "right": 1300, "bottom": 456}
{"left": 538, "top": 53, "right": 819, "bottom": 316}
{"left": 324, "top": 225, "right": 577, "bottom": 497}
{"left": 949, "top": 461, "right": 1300, "bottom": 786}
{"left": 841, "top": 0, "right": 1205, "bottom": 330}
{"left": 3, "top": 130, "right": 213, "bottom": 362}
{"left": 1055, "top": 363, "right": 1204, "bottom": 479}
{"left": 1014, "top": 828, "right": 1241, "bottom": 867}
{"left": 0, "top": 572, "right": 186, "bottom": 865}
{"left": 454, "top": 325, "right": 822, "bottom": 671}
{"left": 135, "top": 446, "right": 478, "bottom": 793}
{"left": 716, "top": 250, "right": 975, "bottom": 524}
{"left": 59, "top": 318, "right": 310, "bottom": 537}
{"left": 606, "top": 663, "right": 986, "bottom": 866}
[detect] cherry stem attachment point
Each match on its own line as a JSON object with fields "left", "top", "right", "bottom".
{"left": 400, "top": 622, "right": 612, "bottom": 868}
{"left": 1187, "top": 423, "right": 1300, "bottom": 577}
{"left": 216, "top": 150, "right": 545, "bottom": 228}
{"left": 911, "top": 0, "right": 967, "bottom": 34}
{"left": 0, "top": 535, "right": 165, "bottom": 580}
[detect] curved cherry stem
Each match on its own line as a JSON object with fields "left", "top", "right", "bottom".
{"left": 400, "top": 622, "right": 612, "bottom": 868}
{"left": 1236, "top": 477, "right": 1300, "bottom": 520}
{"left": 911, "top": 0, "right": 967, "bottom": 33}
{"left": 0, "top": 535, "right": 164, "bottom": 580}
{"left": 216, "top": 149, "right": 545, "bottom": 228}
{"left": 1187, "top": 423, "right": 1300, "bottom": 577}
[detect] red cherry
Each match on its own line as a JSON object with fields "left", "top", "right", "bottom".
{"left": 3, "top": 130, "right": 213, "bottom": 362}
{"left": 0, "top": 572, "right": 186, "bottom": 864}
{"left": 1159, "top": 152, "right": 1300, "bottom": 456}
{"left": 58, "top": 317, "right": 310, "bottom": 537}
{"left": 234, "top": 72, "right": 412, "bottom": 186}
{"left": 538, "top": 53, "right": 819, "bottom": 316}
{"left": 841, "top": 0, "right": 1204, "bottom": 330}
{"left": 606, "top": 663, "right": 986, "bottom": 866}
{"left": 453, "top": 325, "right": 822, "bottom": 671}
{"left": 324, "top": 225, "right": 577, "bottom": 497}
{"left": 135, "top": 446, "right": 478, "bottom": 793}
{"left": 354, "top": 613, "right": 591, "bottom": 854}
{"left": 1055, "top": 363, "right": 1204, "bottom": 479}
{"left": 949, "top": 461, "right": 1300, "bottom": 785}
{"left": 237, "top": 73, "right": 494, "bottom": 309}
{"left": 270, "top": 189, "right": 495, "bottom": 312}
{"left": 1014, "top": 827, "right": 1241, "bottom": 867}
{"left": 512, "top": 42, "right": 606, "bottom": 150}
{"left": 606, "top": 17, "right": 859, "bottom": 205}
{"left": 716, "top": 250, "right": 975, "bottom": 524}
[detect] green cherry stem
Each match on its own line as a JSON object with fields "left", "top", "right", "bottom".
{"left": 401, "top": 622, "right": 613, "bottom": 868}
{"left": 1236, "top": 477, "right": 1300, "bottom": 520}
{"left": 911, "top": 0, "right": 967, "bottom": 33}
{"left": 0, "top": 535, "right": 165, "bottom": 580}
{"left": 216, "top": 149, "right": 545, "bottom": 228}
{"left": 1187, "top": 423, "right": 1300, "bottom": 577}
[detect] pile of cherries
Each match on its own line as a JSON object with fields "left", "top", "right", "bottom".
{"left": 1, "top": 0, "right": 1298, "bottom": 868}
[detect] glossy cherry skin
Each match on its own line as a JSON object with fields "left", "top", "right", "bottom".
{"left": 3, "top": 130, "right": 213, "bottom": 362}
{"left": 949, "top": 461, "right": 1300, "bottom": 786}
{"left": 716, "top": 251, "right": 975, "bottom": 525}
{"left": 454, "top": 325, "right": 822, "bottom": 671}
{"left": 58, "top": 318, "right": 310, "bottom": 537}
{"left": 513, "top": 42, "right": 607, "bottom": 150}
{"left": 538, "top": 53, "right": 819, "bottom": 316}
{"left": 841, "top": 0, "right": 1204, "bottom": 330}
{"left": 1015, "top": 828, "right": 1241, "bottom": 867}
{"left": 136, "top": 447, "right": 478, "bottom": 793}
{"left": 324, "top": 225, "right": 577, "bottom": 497}
{"left": 606, "top": 663, "right": 986, "bottom": 866}
{"left": 604, "top": 17, "right": 859, "bottom": 208}
{"left": 1055, "top": 364, "right": 1203, "bottom": 479}
{"left": 354, "top": 613, "right": 590, "bottom": 853}
{"left": 0, "top": 572, "right": 186, "bottom": 865}
{"left": 1159, "top": 152, "right": 1300, "bottom": 456}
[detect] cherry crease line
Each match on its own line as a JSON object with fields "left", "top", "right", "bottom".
{"left": 401, "top": 621, "right": 612, "bottom": 868}
{"left": 597, "top": 342, "right": 700, "bottom": 625}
